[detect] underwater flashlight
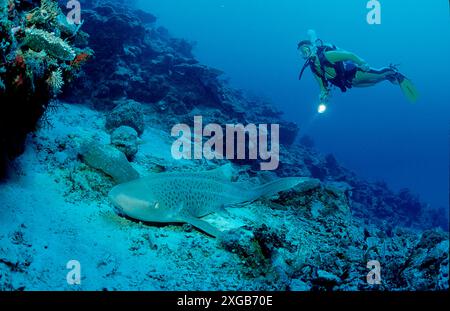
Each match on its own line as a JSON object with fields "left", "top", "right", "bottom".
{"left": 318, "top": 104, "right": 327, "bottom": 114}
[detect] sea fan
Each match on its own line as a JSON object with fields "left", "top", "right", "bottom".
{"left": 46, "top": 68, "right": 64, "bottom": 94}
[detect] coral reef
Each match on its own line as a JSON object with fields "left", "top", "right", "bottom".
{"left": 277, "top": 144, "right": 449, "bottom": 231}
{"left": 63, "top": 0, "right": 446, "bottom": 231}
{"left": 105, "top": 99, "right": 145, "bottom": 136}
{"left": 79, "top": 139, "right": 140, "bottom": 184}
{"left": 111, "top": 126, "right": 139, "bottom": 160}
{"left": 62, "top": 2, "right": 299, "bottom": 146}
{"left": 26, "top": 0, "right": 60, "bottom": 25}
{"left": 46, "top": 67, "right": 64, "bottom": 94}
{"left": 24, "top": 28, "right": 76, "bottom": 61}
{"left": 0, "top": 0, "right": 90, "bottom": 177}
{"left": 0, "top": 87, "right": 447, "bottom": 292}
{"left": 400, "top": 230, "right": 449, "bottom": 290}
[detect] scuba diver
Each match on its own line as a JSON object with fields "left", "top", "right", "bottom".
{"left": 298, "top": 30, "right": 419, "bottom": 112}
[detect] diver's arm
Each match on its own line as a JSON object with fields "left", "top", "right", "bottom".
{"left": 325, "top": 50, "right": 367, "bottom": 66}
{"left": 313, "top": 74, "right": 330, "bottom": 102}
{"left": 313, "top": 73, "right": 327, "bottom": 92}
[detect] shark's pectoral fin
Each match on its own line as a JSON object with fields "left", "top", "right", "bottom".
{"left": 177, "top": 203, "right": 222, "bottom": 238}
{"left": 217, "top": 204, "right": 232, "bottom": 217}
{"left": 182, "top": 215, "right": 222, "bottom": 238}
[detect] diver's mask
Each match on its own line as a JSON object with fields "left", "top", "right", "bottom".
{"left": 302, "top": 47, "right": 312, "bottom": 60}
{"left": 298, "top": 41, "right": 316, "bottom": 81}
{"left": 297, "top": 42, "right": 313, "bottom": 59}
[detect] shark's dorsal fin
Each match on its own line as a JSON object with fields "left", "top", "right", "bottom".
{"left": 148, "top": 163, "right": 234, "bottom": 181}
{"left": 205, "top": 163, "right": 234, "bottom": 181}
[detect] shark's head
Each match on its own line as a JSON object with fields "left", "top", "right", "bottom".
{"left": 108, "top": 182, "right": 162, "bottom": 221}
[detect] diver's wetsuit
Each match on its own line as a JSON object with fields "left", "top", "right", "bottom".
{"left": 308, "top": 45, "right": 357, "bottom": 92}
{"left": 309, "top": 45, "right": 399, "bottom": 92}
{"left": 298, "top": 39, "right": 418, "bottom": 103}
{"left": 367, "top": 67, "right": 403, "bottom": 83}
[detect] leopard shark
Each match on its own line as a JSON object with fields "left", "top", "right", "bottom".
{"left": 108, "top": 164, "right": 307, "bottom": 237}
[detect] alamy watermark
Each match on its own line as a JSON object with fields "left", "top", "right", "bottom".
{"left": 367, "top": 260, "right": 382, "bottom": 285}
{"left": 66, "top": 260, "right": 81, "bottom": 285}
{"left": 367, "top": 0, "right": 381, "bottom": 25}
{"left": 66, "top": 0, "right": 82, "bottom": 25}
{"left": 171, "top": 116, "right": 280, "bottom": 171}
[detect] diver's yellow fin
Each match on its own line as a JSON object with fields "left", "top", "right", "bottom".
{"left": 399, "top": 78, "right": 419, "bottom": 103}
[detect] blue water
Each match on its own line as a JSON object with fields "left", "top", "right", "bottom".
{"left": 138, "top": 0, "right": 449, "bottom": 210}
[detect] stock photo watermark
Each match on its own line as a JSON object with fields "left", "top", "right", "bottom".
{"left": 66, "top": 0, "right": 82, "bottom": 25}
{"left": 367, "top": 260, "right": 382, "bottom": 285}
{"left": 367, "top": 0, "right": 381, "bottom": 25}
{"left": 66, "top": 260, "right": 81, "bottom": 285}
{"left": 171, "top": 116, "right": 280, "bottom": 171}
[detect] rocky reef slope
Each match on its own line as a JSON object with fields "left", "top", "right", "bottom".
{"left": 0, "top": 103, "right": 447, "bottom": 290}
{"left": 63, "top": 1, "right": 447, "bottom": 231}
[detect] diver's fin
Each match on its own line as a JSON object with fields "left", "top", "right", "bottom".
{"left": 183, "top": 215, "right": 222, "bottom": 238}
{"left": 389, "top": 66, "right": 419, "bottom": 103}
{"left": 399, "top": 78, "right": 419, "bottom": 103}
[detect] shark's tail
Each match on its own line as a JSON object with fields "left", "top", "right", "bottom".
{"left": 249, "top": 177, "right": 305, "bottom": 201}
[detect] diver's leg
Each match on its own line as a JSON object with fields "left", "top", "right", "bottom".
{"left": 351, "top": 81, "right": 379, "bottom": 87}
{"left": 352, "top": 67, "right": 398, "bottom": 87}
{"left": 352, "top": 67, "right": 419, "bottom": 102}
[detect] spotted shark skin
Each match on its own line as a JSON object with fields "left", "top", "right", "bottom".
{"left": 108, "top": 164, "right": 307, "bottom": 237}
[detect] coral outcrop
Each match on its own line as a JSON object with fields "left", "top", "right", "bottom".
{"left": 111, "top": 126, "right": 139, "bottom": 160}
{"left": 105, "top": 99, "right": 145, "bottom": 136}
{"left": 0, "top": 0, "right": 91, "bottom": 177}
{"left": 79, "top": 139, "right": 140, "bottom": 184}
{"left": 24, "top": 28, "right": 76, "bottom": 61}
